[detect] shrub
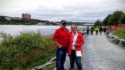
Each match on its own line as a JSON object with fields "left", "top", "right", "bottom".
{"left": 0, "top": 32, "right": 56, "bottom": 70}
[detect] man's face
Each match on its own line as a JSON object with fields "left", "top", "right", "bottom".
{"left": 62, "top": 23, "right": 66, "bottom": 29}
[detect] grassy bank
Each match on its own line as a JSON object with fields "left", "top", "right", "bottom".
{"left": 0, "top": 32, "right": 56, "bottom": 70}
{"left": 113, "top": 29, "right": 125, "bottom": 39}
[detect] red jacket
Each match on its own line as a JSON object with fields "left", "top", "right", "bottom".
{"left": 53, "top": 27, "right": 69, "bottom": 47}
{"left": 67, "top": 32, "right": 84, "bottom": 55}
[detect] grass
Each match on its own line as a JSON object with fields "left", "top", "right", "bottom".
{"left": 113, "top": 29, "right": 125, "bottom": 39}
{"left": 0, "top": 32, "right": 56, "bottom": 70}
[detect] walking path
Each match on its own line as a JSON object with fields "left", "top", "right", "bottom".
{"left": 64, "top": 33, "right": 125, "bottom": 70}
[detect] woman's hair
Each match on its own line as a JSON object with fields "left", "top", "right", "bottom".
{"left": 71, "top": 24, "right": 77, "bottom": 28}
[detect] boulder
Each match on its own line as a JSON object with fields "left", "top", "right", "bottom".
{"left": 121, "top": 40, "right": 125, "bottom": 47}
{"left": 113, "top": 38, "right": 120, "bottom": 44}
{"left": 109, "top": 35, "right": 118, "bottom": 42}
{"left": 118, "top": 39, "right": 125, "bottom": 47}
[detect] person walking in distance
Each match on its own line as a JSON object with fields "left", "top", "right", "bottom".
{"left": 90, "top": 26, "right": 94, "bottom": 35}
{"left": 99, "top": 26, "right": 103, "bottom": 35}
{"left": 86, "top": 26, "right": 89, "bottom": 35}
{"left": 53, "top": 20, "right": 69, "bottom": 70}
{"left": 95, "top": 26, "right": 99, "bottom": 35}
{"left": 103, "top": 26, "right": 107, "bottom": 33}
{"left": 67, "top": 24, "right": 84, "bottom": 70}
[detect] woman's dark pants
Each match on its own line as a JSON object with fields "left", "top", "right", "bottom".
{"left": 69, "top": 50, "right": 83, "bottom": 70}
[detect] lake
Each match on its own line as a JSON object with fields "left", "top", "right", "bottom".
{"left": 0, "top": 25, "right": 85, "bottom": 36}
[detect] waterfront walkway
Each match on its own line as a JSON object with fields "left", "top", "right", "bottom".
{"left": 64, "top": 33, "right": 125, "bottom": 70}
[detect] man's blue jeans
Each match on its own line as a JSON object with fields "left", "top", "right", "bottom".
{"left": 69, "top": 50, "right": 83, "bottom": 70}
{"left": 56, "top": 47, "right": 67, "bottom": 70}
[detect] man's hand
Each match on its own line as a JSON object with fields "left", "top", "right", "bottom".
{"left": 55, "top": 41, "right": 63, "bottom": 48}
{"left": 57, "top": 44, "right": 63, "bottom": 48}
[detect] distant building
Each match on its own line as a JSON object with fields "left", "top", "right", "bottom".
{"left": 5, "top": 16, "right": 21, "bottom": 21}
{"left": 12, "top": 17, "right": 21, "bottom": 20}
{"left": 37, "top": 22, "right": 46, "bottom": 25}
{"left": 5, "top": 16, "right": 11, "bottom": 21}
{"left": 56, "top": 22, "right": 60, "bottom": 25}
{"left": 22, "top": 13, "right": 31, "bottom": 20}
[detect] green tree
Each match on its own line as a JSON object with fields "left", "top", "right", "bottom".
{"left": 0, "top": 16, "right": 7, "bottom": 24}
{"left": 119, "top": 14, "right": 125, "bottom": 24}
{"left": 108, "top": 11, "right": 124, "bottom": 25}
{"left": 102, "top": 14, "right": 112, "bottom": 25}
{"left": 94, "top": 20, "right": 102, "bottom": 26}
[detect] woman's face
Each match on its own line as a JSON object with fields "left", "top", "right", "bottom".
{"left": 71, "top": 25, "right": 77, "bottom": 33}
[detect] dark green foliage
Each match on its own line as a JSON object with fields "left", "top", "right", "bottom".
{"left": 108, "top": 11, "right": 124, "bottom": 25}
{"left": 119, "top": 14, "right": 125, "bottom": 24}
{"left": 102, "top": 11, "right": 125, "bottom": 26}
{"left": 0, "top": 32, "right": 56, "bottom": 70}
{"left": 94, "top": 20, "right": 102, "bottom": 26}
{"left": 0, "top": 16, "right": 8, "bottom": 24}
{"left": 103, "top": 14, "right": 113, "bottom": 25}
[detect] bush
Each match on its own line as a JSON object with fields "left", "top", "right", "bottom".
{"left": 0, "top": 32, "right": 56, "bottom": 70}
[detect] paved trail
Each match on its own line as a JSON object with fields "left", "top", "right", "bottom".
{"left": 64, "top": 33, "right": 125, "bottom": 70}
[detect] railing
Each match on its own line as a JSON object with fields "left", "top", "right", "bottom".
{"left": 109, "top": 24, "right": 125, "bottom": 31}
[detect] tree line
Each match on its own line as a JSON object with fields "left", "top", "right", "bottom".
{"left": 0, "top": 16, "right": 50, "bottom": 25}
{"left": 0, "top": 16, "right": 93, "bottom": 25}
{"left": 94, "top": 11, "right": 125, "bottom": 26}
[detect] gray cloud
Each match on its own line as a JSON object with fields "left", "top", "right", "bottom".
{"left": 0, "top": 0, "right": 125, "bottom": 22}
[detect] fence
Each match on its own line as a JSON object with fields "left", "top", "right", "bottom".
{"left": 109, "top": 24, "right": 125, "bottom": 31}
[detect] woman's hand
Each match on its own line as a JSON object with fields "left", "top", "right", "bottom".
{"left": 74, "top": 44, "right": 78, "bottom": 47}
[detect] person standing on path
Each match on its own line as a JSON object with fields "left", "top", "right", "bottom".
{"left": 67, "top": 24, "right": 84, "bottom": 70}
{"left": 106, "top": 26, "right": 110, "bottom": 36}
{"left": 53, "top": 20, "right": 69, "bottom": 70}
{"left": 103, "top": 26, "right": 107, "bottom": 33}
{"left": 99, "top": 26, "right": 103, "bottom": 35}
{"left": 95, "top": 26, "right": 99, "bottom": 35}
{"left": 86, "top": 26, "right": 89, "bottom": 35}
{"left": 90, "top": 26, "right": 94, "bottom": 35}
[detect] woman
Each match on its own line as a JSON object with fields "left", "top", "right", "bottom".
{"left": 67, "top": 24, "right": 84, "bottom": 70}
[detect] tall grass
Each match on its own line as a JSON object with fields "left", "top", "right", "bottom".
{"left": 0, "top": 32, "right": 56, "bottom": 70}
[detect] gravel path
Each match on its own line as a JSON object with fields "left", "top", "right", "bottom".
{"left": 65, "top": 33, "right": 125, "bottom": 70}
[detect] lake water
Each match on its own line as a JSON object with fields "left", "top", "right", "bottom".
{"left": 0, "top": 25, "right": 85, "bottom": 36}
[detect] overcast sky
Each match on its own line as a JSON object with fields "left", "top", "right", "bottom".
{"left": 0, "top": 0, "right": 125, "bottom": 22}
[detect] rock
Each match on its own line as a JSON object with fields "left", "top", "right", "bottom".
{"left": 32, "top": 56, "right": 56, "bottom": 70}
{"left": 113, "top": 38, "right": 120, "bottom": 44}
{"left": 107, "top": 33, "right": 125, "bottom": 48}
{"left": 118, "top": 39, "right": 125, "bottom": 47}
{"left": 121, "top": 40, "right": 125, "bottom": 47}
{"left": 109, "top": 35, "right": 119, "bottom": 42}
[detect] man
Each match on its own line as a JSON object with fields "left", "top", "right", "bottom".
{"left": 53, "top": 20, "right": 69, "bottom": 70}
